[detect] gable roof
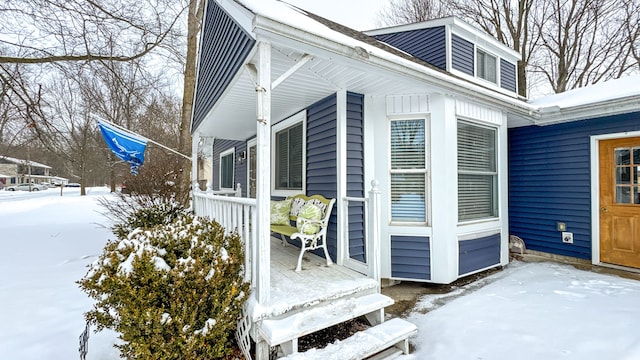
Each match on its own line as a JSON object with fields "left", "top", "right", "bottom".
{"left": 0, "top": 156, "right": 51, "bottom": 169}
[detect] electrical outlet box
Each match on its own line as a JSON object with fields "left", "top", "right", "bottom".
{"left": 562, "top": 232, "right": 573, "bottom": 244}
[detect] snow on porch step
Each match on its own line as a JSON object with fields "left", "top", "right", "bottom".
{"left": 281, "top": 318, "right": 418, "bottom": 360}
{"left": 259, "top": 293, "right": 394, "bottom": 347}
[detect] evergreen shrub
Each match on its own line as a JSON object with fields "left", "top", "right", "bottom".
{"left": 79, "top": 207, "right": 250, "bottom": 359}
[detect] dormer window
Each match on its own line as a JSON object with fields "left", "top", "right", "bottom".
{"left": 476, "top": 49, "right": 497, "bottom": 84}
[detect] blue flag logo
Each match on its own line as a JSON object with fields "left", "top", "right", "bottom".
{"left": 98, "top": 122, "right": 147, "bottom": 175}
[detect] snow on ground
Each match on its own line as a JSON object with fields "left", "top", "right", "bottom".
{"left": 1, "top": 188, "right": 640, "bottom": 359}
{"left": 406, "top": 261, "right": 640, "bottom": 360}
{"left": 0, "top": 187, "right": 119, "bottom": 360}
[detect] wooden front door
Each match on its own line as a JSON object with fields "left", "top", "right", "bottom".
{"left": 599, "top": 137, "right": 640, "bottom": 268}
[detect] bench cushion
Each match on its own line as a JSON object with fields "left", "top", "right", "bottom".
{"left": 271, "top": 199, "right": 292, "bottom": 225}
{"left": 296, "top": 203, "right": 322, "bottom": 234}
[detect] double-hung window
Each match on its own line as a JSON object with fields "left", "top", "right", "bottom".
{"left": 272, "top": 111, "right": 305, "bottom": 196}
{"left": 219, "top": 148, "right": 235, "bottom": 190}
{"left": 476, "top": 48, "right": 497, "bottom": 84}
{"left": 457, "top": 120, "right": 498, "bottom": 221}
{"left": 390, "top": 118, "right": 427, "bottom": 223}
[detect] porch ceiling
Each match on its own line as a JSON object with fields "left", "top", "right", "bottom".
{"left": 194, "top": 43, "right": 429, "bottom": 140}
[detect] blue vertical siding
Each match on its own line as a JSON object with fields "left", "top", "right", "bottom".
{"left": 391, "top": 235, "right": 431, "bottom": 280}
{"left": 458, "top": 233, "right": 501, "bottom": 275}
{"left": 212, "top": 139, "right": 247, "bottom": 197}
{"left": 347, "top": 92, "right": 366, "bottom": 263}
{"left": 451, "top": 34, "right": 474, "bottom": 76}
{"left": 509, "top": 111, "right": 640, "bottom": 259}
{"left": 191, "top": 1, "right": 255, "bottom": 131}
{"left": 306, "top": 94, "right": 338, "bottom": 260}
{"left": 373, "top": 27, "right": 446, "bottom": 70}
{"left": 500, "top": 58, "right": 517, "bottom": 93}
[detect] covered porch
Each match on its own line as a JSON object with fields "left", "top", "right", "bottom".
{"left": 191, "top": 187, "right": 389, "bottom": 358}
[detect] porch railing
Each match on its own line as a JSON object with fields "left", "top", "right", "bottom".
{"left": 342, "top": 180, "right": 381, "bottom": 286}
{"left": 192, "top": 186, "right": 257, "bottom": 287}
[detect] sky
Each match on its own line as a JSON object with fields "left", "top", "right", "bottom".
{"left": 2, "top": 187, "right": 640, "bottom": 359}
{"left": 286, "top": 0, "right": 391, "bottom": 31}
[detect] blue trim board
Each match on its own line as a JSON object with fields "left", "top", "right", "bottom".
{"left": 391, "top": 235, "right": 431, "bottom": 280}
{"left": 458, "top": 233, "right": 501, "bottom": 275}
{"left": 508, "top": 111, "right": 640, "bottom": 260}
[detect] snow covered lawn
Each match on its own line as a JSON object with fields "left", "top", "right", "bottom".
{"left": 1, "top": 188, "right": 639, "bottom": 359}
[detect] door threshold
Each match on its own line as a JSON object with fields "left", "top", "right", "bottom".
{"left": 596, "top": 262, "right": 640, "bottom": 274}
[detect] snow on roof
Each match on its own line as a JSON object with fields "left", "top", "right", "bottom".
{"left": 529, "top": 75, "right": 640, "bottom": 110}
{"left": 236, "top": 0, "right": 528, "bottom": 111}
{"left": 0, "top": 156, "right": 52, "bottom": 169}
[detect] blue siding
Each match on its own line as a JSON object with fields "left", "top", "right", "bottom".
{"left": 306, "top": 94, "right": 338, "bottom": 260}
{"left": 451, "top": 34, "right": 474, "bottom": 76}
{"left": 212, "top": 139, "right": 247, "bottom": 197}
{"left": 192, "top": 1, "right": 255, "bottom": 131}
{"left": 458, "top": 233, "right": 501, "bottom": 275}
{"left": 500, "top": 58, "right": 517, "bottom": 92}
{"left": 509, "top": 111, "right": 640, "bottom": 259}
{"left": 373, "top": 27, "right": 446, "bottom": 70}
{"left": 347, "top": 92, "right": 365, "bottom": 262}
{"left": 391, "top": 235, "right": 431, "bottom": 280}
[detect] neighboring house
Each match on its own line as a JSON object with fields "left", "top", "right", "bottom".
{"left": 0, "top": 156, "right": 52, "bottom": 185}
{"left": 189, "top": 0, "right": 640, "bottom": 358}
{"left": 189, "top": 0, "right": 533, "bottom": 358}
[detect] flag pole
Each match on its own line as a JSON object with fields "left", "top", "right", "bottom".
{"left": 91, "top": 114, "right": 192, "bottom": 161}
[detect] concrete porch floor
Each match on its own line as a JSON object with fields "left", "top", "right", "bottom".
{"left": 248, "top": 237, "right": 379, "bottom": 321}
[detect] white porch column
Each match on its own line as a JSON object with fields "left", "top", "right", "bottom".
{"left": 255, "top": 42, "right": 271, "bottom": 305}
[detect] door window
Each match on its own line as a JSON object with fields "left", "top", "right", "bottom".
{"left": 614, "top": 147, "right": 640, "bottom": 204}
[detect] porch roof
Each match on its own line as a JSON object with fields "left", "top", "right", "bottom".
{"left": 192, "top": 0, "right": 534, "bottom": 139}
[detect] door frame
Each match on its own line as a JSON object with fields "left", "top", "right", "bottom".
{"left": 590, "top": 131, "right": 640, "bottom": 268}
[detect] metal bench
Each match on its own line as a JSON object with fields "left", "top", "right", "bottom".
{"left": 270, "top": 194, "right": 335, "bottom": 272}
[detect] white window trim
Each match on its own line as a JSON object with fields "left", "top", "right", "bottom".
{"left": 457, "top": 119, "right": 499, "bottom": 223}
{"left": 219, "top": 147, "right": 235, "bottom": 190}
{"left": 271, "top": 110, "right": 306, "bottom": 198}
{"left": 475, "top": 47, "right": 499, "bottom": 85}
{"left": 388, "top": 115, "right": 431, "bottom": 226}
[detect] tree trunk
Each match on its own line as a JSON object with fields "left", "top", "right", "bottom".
{"left": 177, "top": 0, "right": 205, "bottom": 205}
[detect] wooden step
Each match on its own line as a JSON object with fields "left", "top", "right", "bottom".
{"left": 280, "top": 318, "right": 418, "bottom": 360}
{"left": 259, "top": 293, "right": 393, "bottom": 348}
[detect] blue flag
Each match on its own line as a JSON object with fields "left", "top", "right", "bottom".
{"left": 98, "top": 121, "right": 147, "bottom": 175}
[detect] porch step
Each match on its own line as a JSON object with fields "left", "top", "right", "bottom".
{"left": 259, "top": 293, "right": 393, "bottom": 348}
{"left": 280, "top": 318, "right": 418, "bottom": 360}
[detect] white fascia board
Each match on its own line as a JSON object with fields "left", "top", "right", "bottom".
{"left": 365, "top": 16, "right": 457, "bottom": 35}
{"left": 534, "top": 96, "right": 640, "bottom": 126}
{"left": 251, "top": 15, "right": 533, "bottom": 118}
{"left": 217, "top": 0, "right": 256, "bottom": 36}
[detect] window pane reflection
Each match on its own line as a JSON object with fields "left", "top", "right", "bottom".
{"left": 617, "top": 186, "right": 631, "bottom": 204}
{"left": 616, "top": 167, "right": 631, "bottom": 184}
{"left": 616, "top": 148, "right": 630, "bottom": 165}
{"left": 633, "top": 147, "right": 640, "bottom": 165}
{"left": 635, "top": 186, "right": 640, "bottom": 205}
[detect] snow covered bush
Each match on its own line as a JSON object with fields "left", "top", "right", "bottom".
{"left": 78, "top": 209, "right": 250, "bottom": 359}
